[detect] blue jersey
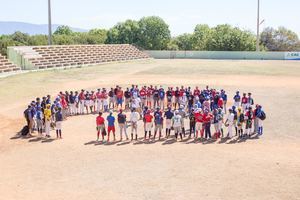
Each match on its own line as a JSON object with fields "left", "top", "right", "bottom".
{"left": 154, "top": 114, "right": 163, "bottom": 125}
{"left": 159, "top": 90, "right": 165, "bottom": 99}
{"left": 221, "top": 93, "right": 227, "bottom": 101}
{"left": 164, "top": 110, "right": 174, "bottom": 119}
{"left": 107, "top": 115, "right": 115, "bottom": 126}
{"left": 36, "top": 110, "right": 43, "bottom": 120}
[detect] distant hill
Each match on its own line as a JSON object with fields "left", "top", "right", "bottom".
{"left": 0, "top": 21, "right": 88, "bottom": 35}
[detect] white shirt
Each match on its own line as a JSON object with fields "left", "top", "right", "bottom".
{"left": 130, "top": 112, "right": 140, "bottom": 122}
{"left": 132, "top": 98, "right": 141, "bottom": 108}
{"left": 172, "top": 115, "right": 182, "bottom": 128}
{"left": 227, "top": 113, "right": 234, "bottom": 123}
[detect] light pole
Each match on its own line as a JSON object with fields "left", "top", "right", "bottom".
{"left": 256, "top": 0, "right": 260, "bottom": 51}
{"left": 48, "top": 0, "right": 52, "bottom": 45}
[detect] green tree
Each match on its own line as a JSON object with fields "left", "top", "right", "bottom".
{"left": 208, "top": 24, "right": 256, "bottom": 51}
{"left": 88, "top": 29, "right": 107, "bottom": 44}
{"left": 106, "top": 20, "right": 139, "bottom": 44}
{"left": 53, "top": 34, "right": 74, "bottom": 45}
{"left": 137, "top": 16, "right": 171, "bottom": 50}
{"left": 191, "top": 24, "right": 212, "bottom": 50}
{"left": 260, "top": 26, "right": 300, "bottom": 51}
{"left": 28, "top": 35, "right": 48, "bottom": 46}
{"left": 175, "top": 33, "right": 193, "bottom": 50}
{"left": 11, "top": 31, "right": 30, "bottom": 45}
{"left": 54, "top": 25, "right": 73, "bottom": 35}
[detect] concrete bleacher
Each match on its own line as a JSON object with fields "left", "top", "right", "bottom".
{"left": 8, "top": 44, "right": 150, "bottom": 70}
{"left": 0, "top": 54, "right": 20, "bottom": 73}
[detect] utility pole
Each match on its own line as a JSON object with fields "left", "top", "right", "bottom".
{"left": 48, "top": 0, "right": 52, "bottom": 45}
{"left": 256, "top": 0, "right": 260, "bottom": 51}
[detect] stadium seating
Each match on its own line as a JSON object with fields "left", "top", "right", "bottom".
{"left": 0, "top": 54, "right": 20, "bottom": 73}
{"left": 10, "top": 44, "right": 150, "bottom": 70}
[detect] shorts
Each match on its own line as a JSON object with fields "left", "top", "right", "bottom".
{"left": 107, "top": 126, "right": 115, "bottom": 133}
{"left": 56, "top": 121, "right": 62, "bottom": 130}
{"left": 117, "top": 98, "right": 123, "bottom": 105}
{"left": 165, "top": 119, "right": 172, "bottom": 129}
{"left": 195, "top": 122, "right": 202, "bottom": 131}
{"left": 145, "top": 122, "right": 152, "bottom": 132}
{"left": 154, "top": 124, "right": 163, "bottom": 132}
{"left": 174, "top": 126, "right": 181, "bottom": 133}
{"left": 97, "top": 124, "right": 105, "bottom": 132}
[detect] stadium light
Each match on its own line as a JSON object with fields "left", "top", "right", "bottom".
{"left": 48, "top": 0, "right": 52, "bottom": 45}
{"left": 256, "top": 0, "right": 260, "bottom": 51}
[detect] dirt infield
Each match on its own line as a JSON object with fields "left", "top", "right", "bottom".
{"left": 0, "top": 59, "right": 299, "bottom": 200}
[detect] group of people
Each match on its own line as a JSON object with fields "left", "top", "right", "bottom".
{"left": 22, "top": 85, "right": 266, "bottom": 143}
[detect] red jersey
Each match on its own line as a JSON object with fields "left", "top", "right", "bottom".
{"left": 147, "top": 88, "right": 153, "bottom": 97}
{"left": 101, "top": 92, "right": 107, "bottom": 99}
{"left": 79, "top": 92, "right": 85, "bottom": 100}
{"left": 116, "top": 90, "right": 123, "bottom": 98}
{"left": 218, "top": 98, "right": 224, "bottom": 107}
{"left": 194, "top": 89, "right": 200, "bottom": 96}
{"left": 96, "top": 92, "right": 101, "bottom": 99}
{"left": 242, "top": 97, "right": 248, "bottom": 104}
{"left": 203, "top": 113, "right": 213, "bottom": 123}
{"left": 144, "top": 114, "right": 153, "bottom": 123}
{"left": 179, "top": 89, "right": 185, "bottom": 97}
{"left": 96, "top": 116, "right": 105, "bottom": 125}
{"left": 194, "top": 112, "right": 204, "bottom": 123}
{"left": 91, "top": 94, "right": 96, "bottom": 101}
{"left": 140, "top": 89, "right": 147, "bottom": 98}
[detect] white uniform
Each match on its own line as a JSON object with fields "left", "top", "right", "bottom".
{"left": 227, "top": 113, "right": 234, "bottom": 138}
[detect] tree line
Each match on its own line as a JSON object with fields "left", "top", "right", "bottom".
{"left": 1, "top": 16, "right": 300, "bottom": 56}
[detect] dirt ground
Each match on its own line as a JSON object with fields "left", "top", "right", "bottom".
{"left": 0, "top": 59, "right": 299, "bottom": 200}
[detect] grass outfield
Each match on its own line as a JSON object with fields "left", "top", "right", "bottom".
{"left": 0, "top": 59, "right": 299, "bottom": 200}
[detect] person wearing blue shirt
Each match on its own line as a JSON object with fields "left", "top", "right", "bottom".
{"left": 36, "top": 106, "right": 44, "bottom": 135}
{"left": 158, "top": 87, "right": 165, "bottom": 110}
{"left": 164, "top": 107, "right": 174, "bottom": 138}
{"left": 106, "top": 110, "right": 116, "bottom": 142}
{"left": 55, "top": 107, "right": 63, "bottom": 139}
{"left": 233, "top": 91, "right": 241, "bottom": 108}
{"left": 154, "top": 110, "right": 163, "bottom": 140}
{"left": 221, "top": 90, "right": 228, "bottom": 114}
{"left": 255, "top": 105, "right": 264, "bottom": 136}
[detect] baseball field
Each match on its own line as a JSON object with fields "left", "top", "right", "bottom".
{"left": 0, "top": 59, "right": 299, "bottom": 200}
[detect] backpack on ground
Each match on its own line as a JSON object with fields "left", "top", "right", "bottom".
{"left": 20, "top": 125, "right": 29, "bottom": 136}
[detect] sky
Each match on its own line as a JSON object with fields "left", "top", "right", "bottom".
{"left": 0, "top": 0, "right": 299, "bottom": 36}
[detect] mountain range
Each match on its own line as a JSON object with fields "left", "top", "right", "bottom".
{"left": 0, "top": 21, "right": 88, "bottom": 35}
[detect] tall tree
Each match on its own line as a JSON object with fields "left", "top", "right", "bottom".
{"left": 260, "top": 27, "right": 300, "bottom": 51}
{"left": 137, "top": 16, "right": 171, "bottom": 50}
{"left": 191, "top": 24, "right": 212, "bottom": 50}
{"left": 106, "top": 20, "right": 139, "bottom": 44}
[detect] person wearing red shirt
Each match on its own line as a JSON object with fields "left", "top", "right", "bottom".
{"left": 241, "top": 93, "right": 248, "bottom": 111}
{"left": 139, "top": 86, "right": 147, "bottom": 109}
{"left": 96, "top": 112, "right": 105, "bottom": 141}
{"left": 116, "top": 87, "right": 124, "bottom": 109}
{"left": 203, "top": 110, "right": 213, "bottom": 139}
{"left": 147, "top": 86, "right": 154, "bottom": 109}
{"left": 194, "top": 87, "right": 200, "bottom": 98}
{"left": 218, "top": 97, "right": 224, "bottom": 109}
{"left": 144, "top": 110, "right": 153, "bottom": 140}
{"left": 194, "top": 109, "right": 204, "bottom": 139}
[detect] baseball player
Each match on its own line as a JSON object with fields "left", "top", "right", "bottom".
{"left": 130, "top": 108, "right": 140, "bottom": 141}
{"left": 153, "top": 108, "right": 163, "bottom": 140}
{"left": 106, "top": 110, "right": 116, "bottom": 142}
{"left": 225, "top": 108, "right": 234, "bottom": 138}
{"left": 55, "top": 107, "right": 63, "bottom": 139}
{"left": 144, "top": 110, "right": 153, "bottom": 140}
{"left": 96, "top": 112, "right": 105, "bottom": 142}
{"left": 164, "top": 107, "right": 174, "bottom": 138}
{"left": 172, "top": 110, "right": 183, "bottom": 141}
{"left": 117, "top": 109, "right": 128, "bottom": 141}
